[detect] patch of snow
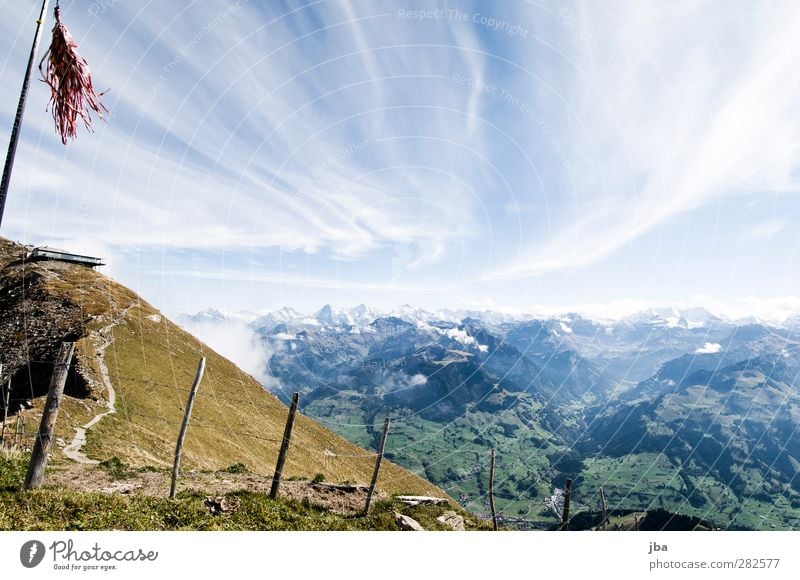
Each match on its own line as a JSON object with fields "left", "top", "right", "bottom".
{"left": 147, "top": 314, "right": 162, "bottom": 323}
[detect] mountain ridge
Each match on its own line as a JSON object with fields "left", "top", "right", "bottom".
{"left": 194, "top": 299, "right": 800, "bottom": 529}
{"left": 180, "top": 302, "right": 800, "bottom": 331}
{"left": 0, "top": 237, "right": 445, "bottom": 500}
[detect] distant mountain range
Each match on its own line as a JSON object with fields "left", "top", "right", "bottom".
{"left": 179, "top": 303, "right": 800, "bottom": 529}
{"left": 184, "top": 303, "right": 800, "bottom": 329}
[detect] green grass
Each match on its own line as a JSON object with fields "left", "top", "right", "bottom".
{"left": 305, "top": 397, "right": 565, "bottom": 526}
{"left": 0, "top": 455, "right": 489, "bottom": 531}
{"left": 0, "top": 450, "right": 28, "bottom": 489}
{"left": 575, "top": 452, "right": 800, "bottom": 531}
{"left": 222, "top": 463, "right": 249, "bottom": 474}
{"left": 580, "top": 453, "right": 685, "bottom": 501}
{"left": 98, "top": 456, "right": 136, "bottom": 480}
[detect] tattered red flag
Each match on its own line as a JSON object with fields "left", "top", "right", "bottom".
{"left": 39, "top": 3, "right": 108, "bottom": 144}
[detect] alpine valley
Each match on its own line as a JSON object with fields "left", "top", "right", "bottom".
{"left": 181, "top": 305, "right": 800, "bottom": 530}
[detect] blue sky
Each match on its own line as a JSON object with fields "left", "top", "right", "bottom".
{"left": 1, "top": 0, "right": 799, "bottom": 320}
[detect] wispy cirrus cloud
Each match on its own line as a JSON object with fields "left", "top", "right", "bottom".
{"left": 742, "top": 219, "right": 785, "bottom": 242}
{"left": 1, "top": 1, "right": 797, "bottom": 313}
{"left": 2, "top": 1, "right": 489, "bottom": 264}
{"left": 489, "top": 0, "right": 800, "bottom": 279}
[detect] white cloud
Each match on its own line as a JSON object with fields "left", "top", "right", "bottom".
{"left": 491, "top": 1, "right": 800, "bottom": 279}
{"left": 409, "top": 373, "right": 427, "bottom": 387}
{"left": 378, "top": 370, "right": 428, "bottom": 393}
{"left": 2, "top": 1, "right": 486, "bottom": 267}
{"left": 521, "top": 295, "right": 800, "bottom": 325}
{"left": 2, "top": 2, "right": 797, "bottom": 312}
{"left": 525, "top": 298, "right": 652, "bottom": 322}
{"left": 732, "top": 296, "right": 800, "bottom": 325}
{"left": 695, "top": 342, "right": 722, "bottom": 354}
{"left": 178, "top": 317, "right": 270, "bottom": 384}
{"left": 444, "top": 327, "right": 476, "bottom": 346}
{"left": 158, "top": 267, "right": 436, "bottom": 293}
{"left": 742, "top": 219, "right": 786, "bottom": 242}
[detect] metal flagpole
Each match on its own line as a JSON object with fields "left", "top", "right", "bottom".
{"left": 0, "top": 0, "right": 50, "bottom": 230}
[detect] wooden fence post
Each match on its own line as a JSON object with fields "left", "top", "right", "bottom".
{"left": 489, "top": 448, "right": 498, "bottom": 530}
{"left": 362, "top": 417, "right": 390, "bottom": 516}
{"left": 598, "top": 487, "right": 608, "bottom": 530}
{"left": 560, "top": 478, "right": 572, "bottom": 530}
{"left": 24, "top": 342, "right": 75, "bottom": 489}
{"left": 169, "top": 357, "right": 206, "bottom": 499}
{"left": 0, "top": 362, "right": 3, "bottom": 446}
{"left": 269, "top": 392, "right": 299, "bottom": 499}
{"left": 1, "top": 376, "right": 9, "bottom": 446}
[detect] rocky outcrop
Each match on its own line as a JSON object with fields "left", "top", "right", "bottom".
{"left": 0, "top": 239, "right": 92, "bottom": 411}
{"left": 205, "top": 496, "right": 241, "bottom": 516}
{"left": 436, "top": 511, "right": 465, "bottom": 531}
{"left": 396, "top": 495, "right": 449, "bottom": 506}
{"left": 394, "top": 512, "right": 425, "bottom": 531}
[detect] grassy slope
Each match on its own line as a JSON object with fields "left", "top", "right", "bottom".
{"left": 0, "top": 454, "right": 489, "bottom": 531}
{"left": 0, "top": 237, "right": 444, "bottom": 498}
{"left": 306, "top": 395, "right": 566, "bottom": 524}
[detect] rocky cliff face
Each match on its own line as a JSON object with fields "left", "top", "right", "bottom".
{"left": 0, "top": 238, "right": 94, "bottom": 411}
